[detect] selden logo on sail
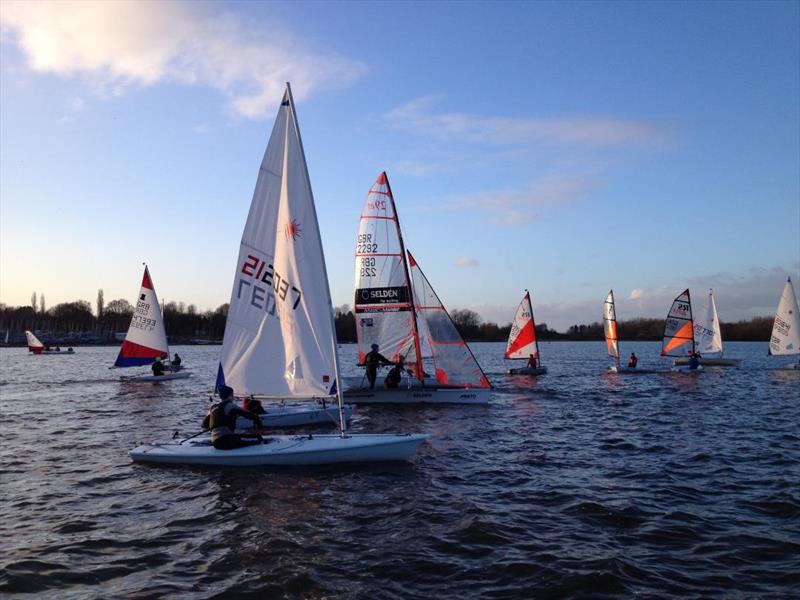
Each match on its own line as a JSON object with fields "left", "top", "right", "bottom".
{"left": 355, "top": 286, "right": 408, "bottom": 306}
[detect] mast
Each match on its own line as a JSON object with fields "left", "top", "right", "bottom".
{"left": 527, "top": 290, "right": 542, "bottom": 367}
{"left": 285, "top": 82, "right": 347, "bottom": 437}
{"left": 384, "top": 172, "right": 425, "bottom": 383}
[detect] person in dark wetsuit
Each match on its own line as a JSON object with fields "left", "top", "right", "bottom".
{"left": 171, "top": 353, "right": 182, "bottom": 369}
{"left": 628, "top": 352, "right": 638, "bottom": 368}
{"left": 243, "top": 396, "right": 266, "bottom": 415}
{"left": 526, "top": 354, "right": 538, "bottom": 369}
{"left": 385, "top": 356, "right": 405, "bottom": 389}
{"left": 202, "top": 386, "right": 263, "bottom": 450}
{"left": 363, "top": 344, "right": 392, "bottom": 389}
{"left": 152, "top": 357, "right": 165, "bottom": 376}
{"left": 688, "top": 351, "right": 701, "bottom": 370}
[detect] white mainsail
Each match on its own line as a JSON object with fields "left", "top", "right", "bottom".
{"left": 25, "top": 330, "right": 44, "bottom": 350}
{"left": 217, "top": 84, "right": 337, "bottom": 400}
{"left": 114, "top": 265, "right": 170, "bottom": 367}
{"left": 408, "top": 251, "right": 491, "bottom": 388}
{"left": 603, "top": 290, "right": 620, "bottom": 363}
{"left": 505, "top": 291, "right": 540, "bottom": 360}
{"left": 661, "top": 289, "right": 695, "bottom": 357}
{"left": 694, "top": 289, "right": 723, "bottom": 355}
{"left": 353, "top": 172, "right": 423, "bottom": 380}
{"left": 769, "top": 278, "right": 800, "bottom": 356}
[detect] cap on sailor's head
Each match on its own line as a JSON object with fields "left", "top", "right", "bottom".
{"left": 219, "top": 385, "right": 234, "bottom": 399}
{"left": 371, "top": 344, "right": 379, "bottom": 350}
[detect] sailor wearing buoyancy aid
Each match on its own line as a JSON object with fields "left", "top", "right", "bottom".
{"left": 202, "top": 386, "right": 263, "bottom": 450}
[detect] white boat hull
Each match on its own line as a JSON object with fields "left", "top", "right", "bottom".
{"left": 508, "top": 366, "right": 548, "bottom": 376}
{"left": 130, "top": 433, "right": 429, "bottom": 466}
{"left": 344, "top": 386, "right": 490, "bottom": 405}
{"left": 673, "top": 357, "right": 741, "bottom": 366}
{"left": 235, "top": 404, "right": 355, "bottom": 428}
{"left": 121, "top": 372, "right": 192, "bottom": 382}
{"left": 608, "top": 366, "right": 658, "bottom": 374}
{"left": 671, "top": 365, "right": 704, "bottom": 374}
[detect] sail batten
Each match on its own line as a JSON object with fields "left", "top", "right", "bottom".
{"left": 661, "top": 289, "right": 695, "bottom": 357}
{"left": 218, "top": 84, "right": 337, "bottom": 399}
{"left": 770, "top": 278, "right": 800, "bottom": 356}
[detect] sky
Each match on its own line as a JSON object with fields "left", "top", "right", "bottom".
{"left": 1, "top": 0, "right": 798, "bottom": 331}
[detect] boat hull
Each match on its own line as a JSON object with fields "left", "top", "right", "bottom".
{"left": 508, "top": 367, "right": 548, "bottom": 376}
{"left": 130, "top": 433, "right": 429, "bottom": 466}
{"left": 673, "top": 357, "right": 741, "bottom": 366}
{"left": 671, "top": 365, "right": 704, "bottom": 374}
{"left": 121, "top": 372, "right": 192, "bottom": 383}
{"left": 608, "top": 366, "right": 658, "bottom": 374}
{"left": 344, "top": 386, "right": 490, "bottom": 405}
{"left": 236, "top": 404, "right": 355, "bottom": 428}
{"left": 31, "top": 349, "right": 75, "bottom": 355}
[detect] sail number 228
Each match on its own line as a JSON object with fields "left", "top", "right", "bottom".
{"left": 360, "top": 257, "right": 377, "bottom": 277}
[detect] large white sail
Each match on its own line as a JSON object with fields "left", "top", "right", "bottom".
{"left": 694, "top": 289, "right": 723, "bottom": 355}
{"left": 603, "top": 290, "right": 620, "bottom": 360}
{"left": 114, "top": 265, "right": 170, "bottom": 367}
{"left": 217, "top": 85, "right": 337, "bottom": 398}
{"left": 353, "top": 172, "right": 423, "bottom": 380}
{"left": 661, "top": 289, "right": 695, "bottom": 357}
{"left": 505, "top": 291, "right": 539, "bottom": 360}
{"left": 769, "top": 278, "right": 800, "bottom": 356}
{"left": 408, "top": 251, "right": 490, "bottom": 388}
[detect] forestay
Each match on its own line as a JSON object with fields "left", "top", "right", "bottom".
{"left": 661, "top": 289, "right": 695, "bottom": 357}
{"left": 694, "top": 289, "right": 723, "bottom": 355}
{"left": 353, "top": 172, "right": 423, "bottom": 380}
{"left": 769, "top": 278, "right": 800, "bottom": 356}
{"left": 114, "top": 266, "right": 169, "bottom": 367}
{"left": 217, "top": 86, "right": 336, "bottom": 398}
{"left": 505, "top": 291, "right": 539, "bottom": 360}
{"left": 408, "top": 251, "right": 490, "bottom": 388}
{"left": 603, "top": 290, "right": 620, "bottom": 360}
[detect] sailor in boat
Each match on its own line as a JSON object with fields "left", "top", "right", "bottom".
{"left": 171, "top": 353, "right": 182, "bottom": 369}
{"left": 152, "top": 356, "right": 166, "bottom": 377}
{"left": 628, "top": 352, "right": 638, "bottom": 368}
{"left": 687, "top": 351, "right": 701, "bottom": 370}
{"left": 363, "top": 344, "right": 393, "bottom": 389}
{"left": 526, "top": 354, "right": 538, "bottom": 369}
{"left": 385, "top": 356, "right": 406, "bottom": 389}
{"left": 202, "top": 386, "right": 263, "bottom": 450}
{"left": 242, "top": 396, "right": 266, "bottom": 415}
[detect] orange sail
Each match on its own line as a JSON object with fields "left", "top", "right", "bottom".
{"left": 661, "top": 289, "right": 695, "bottom": 357}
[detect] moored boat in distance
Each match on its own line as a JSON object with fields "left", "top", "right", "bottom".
{"left": 768, "top": 277, "right": 800, "bottom": 371}
{"left": 131, "top": 84, "right": 427, "bottom": 466}
{"left": 505, "top": 290, "right": 547, "bottom": 376}
{"left": 673, "top": 289, "right": 741, "bottom": 367}
{"left": 343, "top": 172, "right": 491, "bottom": 404}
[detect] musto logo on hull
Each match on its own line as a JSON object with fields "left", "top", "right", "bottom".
{"left": 355, "top": 287, "right": 408, "bottom": 306}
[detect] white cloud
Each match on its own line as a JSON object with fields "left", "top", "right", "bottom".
{"left": 454, "top": 256, "right": 479, "bottom": 268}
{"left": 0, "top": 0, "right": 366, "bottom": 119}
{"left": 385, "top": 95, "right": 664, "bottom": 146}
{"left": 391, "top": 160, "right": 437, "bottom": 177}
{"left": 629, "top": 288, "right": 644, "bottom": 300}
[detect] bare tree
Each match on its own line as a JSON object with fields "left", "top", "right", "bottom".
{"left": 31, "top": 292, "right": 37, "bottom": 312}
{"left": 97, "top": 289, "right": 104, "bottom": 319}
{"left": 39, "top": 294, "right": 46, "bottom": 314}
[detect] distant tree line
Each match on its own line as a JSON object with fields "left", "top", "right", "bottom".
{"left": 0, "top": 293, "right": 775, "bottom": 345}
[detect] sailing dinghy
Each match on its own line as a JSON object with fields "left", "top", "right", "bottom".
{"left": 661, "top": 289, "right": 702, "bottom": 373}
{"left": 603, "top": 290, "right": 654, "bottom": 374}
{"left": 343, "top": 173, "right": 491, "bottom": 404}
{"left": 114, "top": 265, "right": 191, "bottom": 382}
{"left": 769, "top": 277, "right": 800, "bottom": 371}
{"left": 131, "top": 84, "right": 426, "bottom": 466}
{"left": 673, "top": 289, "right": 741, "bottom": 366}
{"left": 25, "top": 331, "right": 75, "bottom": 354}
{"left": 505, "top": 291, "right": 547, "bottom": 375}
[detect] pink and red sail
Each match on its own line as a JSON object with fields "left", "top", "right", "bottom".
{"left": 114, "top": 265, "right": 169, "bottom": 367}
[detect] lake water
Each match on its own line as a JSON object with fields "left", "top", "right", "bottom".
{"left": 1, "top": 342, "right": 798, "bottom": 598}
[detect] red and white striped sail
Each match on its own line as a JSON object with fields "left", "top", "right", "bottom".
{"left": 505, "top": 291, "right": 539, "bottom": 360}
{"left": 603, "top": 290, "right": 620, "bottom": 360}
{"left": 114, "top": 265, "right": 169, "bottom": 367}
{"left": 353, "top": 172, "right": 423, "bottom": 380}
{"left": 408, "top": 251, "right": 490, "bottom": 388}
{"left": 661, "top": 289, "right": 695, "bottom": 357}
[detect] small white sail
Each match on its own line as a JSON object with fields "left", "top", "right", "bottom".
{"left": 505, "top": 291, "right": 539, "bottom": 360}
{"left": 217, "top": 85, "right": 337, "bottom": 399}
{"left": 694, "top": 289, "right": 723, "bottom": 355}
{"left": 603, "top": 290, "right": 620, "bottom": 361}
{"left": 661, "top": 289, "right": 694, "bottom": 357}
{"left": 25, "top": 330, "right": 44, "bottom": 350}
{"left": 769, "top": 278, "right": 800, "bottom": 356}
{"left": 408, "top": 251, "right": 490, "bottom": 388}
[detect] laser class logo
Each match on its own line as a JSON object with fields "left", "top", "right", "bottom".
{"left": 285, "top": 218, "right": 302, "bottom": 240}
